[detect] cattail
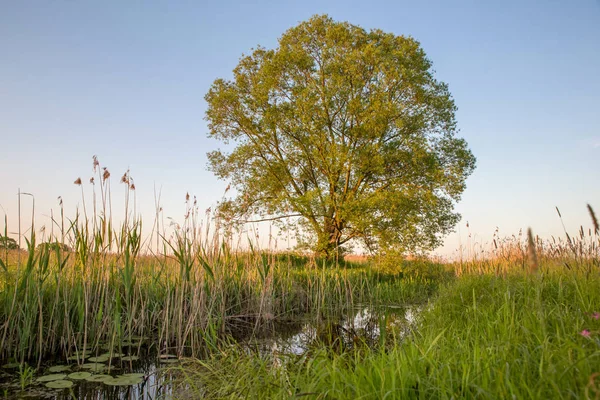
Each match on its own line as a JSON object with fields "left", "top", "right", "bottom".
{"left": 527, "top": 227, "right": 539, "bottom": 274}
{"left": 74, "top": 177, "right": 82, "bottom": 185}
{"left": 186, "top": 192, "right": 190, "bottom": 201}
{"left": 102, "top": 168, "right": 110, "bottom": 181}
{"left": 588, "top": 204, "right": 599, "bottom": 235}
{"left": 92, "top": 155, "right": 99, "bottom": 171}
{"left": 120, "top": 172, "right": 129, "bottom": 184}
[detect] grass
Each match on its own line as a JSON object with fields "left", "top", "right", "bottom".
{"left": 0, "top": 236, "right": 437, "bottom": 365}
{"left": 165, "top": 207, "right": 600, "bottom": 399}
{"left": 1, "top": 160, "right": 599, "bottom": 399}
{"left": 0, "top": 165, "right": 439, "bottom": 368}
{"left": 171, "top": 271, "right": 600, "bottom": 399}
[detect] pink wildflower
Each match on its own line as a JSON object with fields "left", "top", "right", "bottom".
{"left": 580, "top": 329, "right": 591, "bottom": 338}
{"left": 592, "top": 312, "right": 600, "bottom": 320}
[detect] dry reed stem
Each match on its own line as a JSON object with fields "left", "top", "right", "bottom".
{"left": 527, "top": 228, "right": 538, "bottom": 274}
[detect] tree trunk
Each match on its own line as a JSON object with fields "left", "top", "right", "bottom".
{"left": 315, "top": 217, "right": 343, "bottom": 260}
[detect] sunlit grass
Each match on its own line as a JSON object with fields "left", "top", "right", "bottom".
{"left": 171, "top": 270, "right": 600, "bottom": 399}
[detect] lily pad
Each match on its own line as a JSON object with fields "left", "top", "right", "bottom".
{"left": 45, "top": 380, "right": 74, "bottom": 389}
{"left": 80, "top": 363, "right": 106, "bottom": 372}
{"left": 101, "top": 352, "right": 124, "bottom": 358}
{"left": 67, "top": 354, "right": 89, "bottom": 361}
{"left": 48, "top": 365, "right": 71, "bottom": 373}
{"left": 88, "top": 355, "right": 110, "bottom": 362}
{"left": 120, "top": 373, "right": 145, "bottom": 379}
{"left": 103, "top": 375, "right": 144, "bottom": 386}
{"left": 36, "top": 374, "right": 67, "bottom": 382}
{"left": 2, "top": 362, "right": 22, "bottom": 369}
{"left": 121, "top": 355, "right": 139, "bottom": 361}
{"left": 85, "top": 374, "right": 113, "bottom": 383}
{"left": 68, "top": 371, "right": 92, "bottom": 380}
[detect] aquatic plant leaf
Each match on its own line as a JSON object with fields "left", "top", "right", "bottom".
{"left": 45, "top": 380, "right": 74, "bottom": 389}
{"left": 121, "top": 355, "right": 139, "bottom": 361}
{"left": 103, "top": 376, "right": 143, "bottom": 386}
{"left": 36, "top": 374, "right": 67, "bottom": 382}
{"left": 48, "top": 365, "right": 71, "bottom": 373}
{"left": 88, "top": 355, "right": 110, "bottom": 362}
{"left": 120, "top": 373, "right": 145, "bottom": 379}
{"left": 85, "top": 374, "right": 113, "bottom": 382}
{"left": 67, "top": 354, "right": 89, "bottom": 361}
{"left": 101, "top": 352, "right": 124, "bottom": 358}
{"left": 68, "top": 371, "right": 92, "bottom": 380}
{"left": 2, "top": 362, "right": 22, "bottom": 369}
{"left": 80, "top": 362, "right": 106, "bottom": 372}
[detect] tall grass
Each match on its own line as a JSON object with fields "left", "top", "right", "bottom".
{"left": 169, "top": 207, "right": 600, "bottom": 399}
{"left": 0, "top": 162, "right": 437, "bottom": 366}
{"left": 174, "top": 269, "right": 600, "bottom": 399}
{"left": 452, "top": 207, "right": 600, "bottom": 277}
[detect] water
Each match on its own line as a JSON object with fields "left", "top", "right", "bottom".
{"left": 0, "top": 305, "right": 420, "bottom": 399}
{"left": 244, "top": 305, "right": 420, "bottom": 356}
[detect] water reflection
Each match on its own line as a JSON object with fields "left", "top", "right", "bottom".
{"left": 0, "top": 305, "right": 420, "bottom": 399}
{"left": 245, "top": 305, "right": 420, "bottom": 356}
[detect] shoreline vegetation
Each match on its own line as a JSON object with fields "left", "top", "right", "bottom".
{"left": 1, "top": 172, "right": 599, "bottom": 398}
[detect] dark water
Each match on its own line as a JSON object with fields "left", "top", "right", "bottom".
{"left": 0, "top": 305, "right": 419, "bottom": 399}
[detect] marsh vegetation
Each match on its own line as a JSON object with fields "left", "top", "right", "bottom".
{"left": 1, "top": 181, "right": 599, "bottom": 399}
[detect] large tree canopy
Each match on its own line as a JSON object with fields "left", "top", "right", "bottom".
{"left": 205, "top": 15, "right": 476, "bottom": 257}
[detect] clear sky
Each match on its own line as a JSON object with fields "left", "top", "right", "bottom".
{"left": 1, "top": 0, "right": 599, "bottom": 257}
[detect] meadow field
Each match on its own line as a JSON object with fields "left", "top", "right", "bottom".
{"left": 0, "top": 196, "right": 599, "bottom": 399}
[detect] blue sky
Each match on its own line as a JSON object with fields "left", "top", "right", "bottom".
{"left": 1, "top": 0, "right": 599, "bottom": 256}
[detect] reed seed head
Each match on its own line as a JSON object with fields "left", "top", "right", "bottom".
{"left": 74, "top": 177, "right": 82, "bottom": 185}
{"left": 588, "top": 204, "right": 599, "bottom": 235}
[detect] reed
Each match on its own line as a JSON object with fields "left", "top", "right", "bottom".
{"left": 0, "top": 160, "right": 435, "bottom": 365}
{"left": 166, "top": 205, "right": 600, "bottom": 399}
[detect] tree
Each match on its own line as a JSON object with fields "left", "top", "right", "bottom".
{"left": 0, "top": 236, "right": 18, "bottom": 250}
{"left": 205, "top": 15, "right": 476, "bottom": 257}
{"left": 36, "top": 242, "right": 72, "bottom": 252}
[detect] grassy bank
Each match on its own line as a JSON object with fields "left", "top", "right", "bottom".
{"left": 0, "top": 218, "right": 441, "bottom": 366}
{"left": 174, "top": 270, "right": 600, "bottom": 399}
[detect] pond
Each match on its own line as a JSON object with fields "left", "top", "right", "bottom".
{"left": 0, "top": 305, "right": 420, "bottom": 399}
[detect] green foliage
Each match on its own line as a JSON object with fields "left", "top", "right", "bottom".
{"left": 205, "top": 15, "right": 476, "bottom": 257}
{"left": 0, "top": 236, "right": 18, "bottom": 250}
{"left": 35, "top": 242, "right": 72, "bottom": 252}
{"left": 17, "top": 364, "right": 35, "bottom": 390}
{"left": 178, "top": 272, "right": 600, "bottom": 399}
